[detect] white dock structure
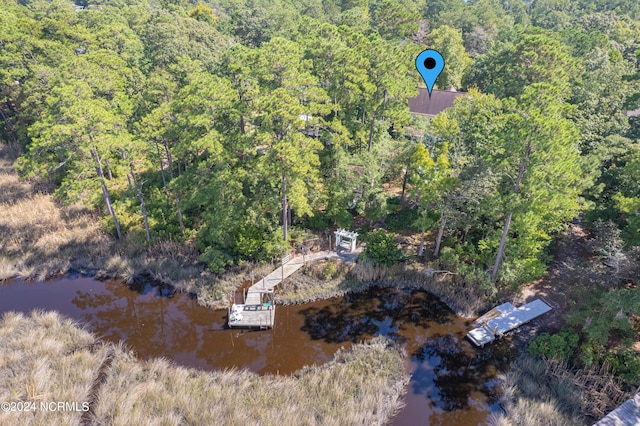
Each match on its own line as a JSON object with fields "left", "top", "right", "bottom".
{"left": 228, "top": 254, "right": 305, "bottom": 329}
{"left": 467, "top": 299, "right": 552, "bottom": 347}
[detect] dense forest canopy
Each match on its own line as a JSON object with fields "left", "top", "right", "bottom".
{"left": 1, "top": 0, "right": 639, "bottom": 281}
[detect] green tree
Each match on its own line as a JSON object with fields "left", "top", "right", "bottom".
{"left": 371, "top": 0, "right": 419, "bottom": 39}
{"left": 612, "top": 148, "right": 640, "bottom": 245}
{"left": 431, "top": 88, "right": 585, "bottom": 284}
{"left": 428, "top": 25, "right": 470, "bottom": 90}
{"left": 188, "top": 3, "right": 219, "bottom": 25}
{"left": 17, "top": 81, "right": 131, "bottom": 238}
{"left": 254, "top": 37, "right": 330, "bottom": 241}
{"left": 363, "top": 229, "right": 402, "bottom": 265}
{"left": 465, "top": 29, "right": 579, "bottom": 100}
{"left": 487, "top": 86, "right": 584, "bottom": 281}
{"left": 410, "top": 142, "right": 456, "bottom": 257}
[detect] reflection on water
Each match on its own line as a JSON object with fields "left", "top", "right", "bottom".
{"left": 0, "top": 276, "right": 345, "bottom": 374}
{"left": 0, "top": 277, "right": 514, "bottom": 425}
{"left": 299, "top": 288, "right": 515, "bottom": 425}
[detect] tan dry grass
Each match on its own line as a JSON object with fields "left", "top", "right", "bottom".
{"left": 488, "top": 356, "right": 587, "bottom": 426}
{"left": 0, "top": 311, "right": 408, "bottom": 426}
{"left": 0, "top": 152, "right": 110, "bottom": 282}
{"left": 90, "top": 335, "right": 408, "bottom": 426}
{"left": 0, "top": 310, "right": 110, "bottom": 426}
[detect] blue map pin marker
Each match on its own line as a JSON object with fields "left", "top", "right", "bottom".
{"left": 416, "top": 49, "right": 444, "bottom": 97}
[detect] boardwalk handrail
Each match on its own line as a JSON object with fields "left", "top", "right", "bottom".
{"left": 281, "top": 254, "right": 291, "bottom": 266}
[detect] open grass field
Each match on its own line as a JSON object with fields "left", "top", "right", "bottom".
{"left": 0, "top": 310, "right": 409, "bottom": 426}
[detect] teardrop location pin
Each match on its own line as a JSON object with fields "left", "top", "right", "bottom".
{"left": 416, "top": 49, "right": 444, "bottom": 98}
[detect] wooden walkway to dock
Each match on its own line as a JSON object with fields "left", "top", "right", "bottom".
{"left": 227, "top": 247, "right": 362, "bottom": 329}
{"left": 594, "top": 393, "right": 640, "bottom": 426}
{"left": 466, "top": 299, "right": 552, "bottom": 346}
{"left": 228, "top": 254, "right": 305, "bottom": 329}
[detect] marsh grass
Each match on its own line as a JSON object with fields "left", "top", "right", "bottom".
{"left": 91, "top": 336, "right": 407, "bottom": 426}
{"left": 0, "top": 310, "right": 109, "bottom": 426}
{"left": 489, "top": 355, "right": 586, "bottom": 426}
{"left": 0, "top": 311, "right": 409, "bottom": 426}
{"left": 276, "top": 259, "right": 359, "bottom": 304}
{"left": 489, "top": 354, "right": 636, "bottom": 426}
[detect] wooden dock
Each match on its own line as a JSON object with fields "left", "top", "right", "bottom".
{"left": 466, "top": 299, "right": 552, "bottom": 347}
{"left": 594, "top": 393, "right": 640, "bottom": 426}
{"left": 228, "top": 254, "right": 305, "bottom": 329}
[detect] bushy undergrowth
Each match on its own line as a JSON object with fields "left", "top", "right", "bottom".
{"left": 362, "top": 230, "right": 402, "bottom": 266}
{"left": 0, "top": 311, "right": 409, "bottom": 426}
{"left": 528, "top": 327, "right": 580, "bottom": 361}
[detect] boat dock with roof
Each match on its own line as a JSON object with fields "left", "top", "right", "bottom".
{"left": 466, "top": 299, "right": 552, "bottom": 347}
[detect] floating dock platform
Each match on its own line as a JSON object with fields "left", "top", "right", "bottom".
{"left": 228, "top": 297, "right": 275, "bottom": 330}
{"left": 467, "top": 299, "right": 552, "bottom": 347}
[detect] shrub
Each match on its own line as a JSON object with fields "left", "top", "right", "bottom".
{"left": 363, "top": 230, "right": 402, "bottom": 265}
{"left": 606, "top": 348, "right": 640, "bottom": 385}
{"left": 303, "top": 212, "right": 331, "bottom": 231}
{"left": 199, "top": 247, "right": 234, "bottom": 273}
{"left": 528, "top": 327, "right": 579, "bottom": 361}
{"left": 386, "top": 205, "right": 420, "bottom": 231}
{"left": 322, "top": 260, "right": 338, "bottom": 280}
{"left": 234, "top": 222, "right": 264, "bottom": 259}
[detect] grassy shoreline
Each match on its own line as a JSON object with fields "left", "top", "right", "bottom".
{"left": 1, "top": 148, "right": 489, "bottom": 318}
{"left": 0, "top": 310, "right": 409, "bottom": 426}
{"left": 0, "top": 147, "right": 278, "bottom": 309}
{"left": 277, "top": 259, "right": 489, "bottom": 318}
{"left": 488, "top": 354, "right": 638, "bottom": 426}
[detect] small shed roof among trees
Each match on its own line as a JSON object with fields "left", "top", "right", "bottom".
{"left": 408, "top": 87, "right": 466, "bottom": 117}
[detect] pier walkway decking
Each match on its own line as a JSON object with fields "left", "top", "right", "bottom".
{"left": 466, "top": 299, "right": 552, "bottom": 346}
{"left": 228, "top": 254, "right": 304, "bottom": 329}
{"left": 227, "top": 248, "right": 362, "bottom": 329}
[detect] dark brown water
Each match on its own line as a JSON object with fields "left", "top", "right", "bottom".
{"left": 0, "top": 276, "right": 515, "bottom": 425}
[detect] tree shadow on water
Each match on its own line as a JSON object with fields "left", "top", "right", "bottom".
{"left": 299, "top": 288, "right": 409, "bottom": 344}
{"left": 412, "top": 334, "right": 515, "bottom": 412}
{"left": 299, "top": 287, "right": 455, "bottom": 344}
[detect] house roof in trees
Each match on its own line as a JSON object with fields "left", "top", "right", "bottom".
{"left": 627, "top": 108, "right": 640, "bottom": 117}
{"left": 409, "top": 87, "right": 466, "bottom": 117}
